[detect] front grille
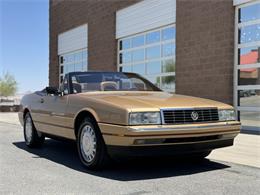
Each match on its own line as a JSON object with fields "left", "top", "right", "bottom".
{"left": 162, "top": 108, "right": 219, "bottom": 124}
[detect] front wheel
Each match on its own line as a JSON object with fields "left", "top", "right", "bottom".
{"left": 24, "top": 113, "right": 45, "bottom": 147}
{"left": 77, "top": 117, "right": 109, "bottom": 170}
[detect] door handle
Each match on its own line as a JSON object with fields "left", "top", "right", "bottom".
{"left": 40, "top": 98, "right": 44, "bottom": 103}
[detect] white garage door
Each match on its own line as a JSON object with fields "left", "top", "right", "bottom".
{"left": 116, "top": 0, "right": 176, "bottom": 39}
{"left": 58, "top": 24, "right": 88, "bottom": 55}
{"left": 58, "top": 24, "right": 88, "bottom": 83}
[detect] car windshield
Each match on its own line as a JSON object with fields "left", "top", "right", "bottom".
{"left": 70, "top": 72, "right": 161, "bottom": 93}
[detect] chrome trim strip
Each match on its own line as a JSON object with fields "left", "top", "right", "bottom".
{"left": 160, "top": 109, "right": 165, "bottom": 125}
{"left": 161, "top": 107, "right": 218, "bottom": 111}
{"left": 34, "top": 120, "right": 73, "bottom": 130}
{"left": 131, "top": 122, "right": 241, "bottom": 132}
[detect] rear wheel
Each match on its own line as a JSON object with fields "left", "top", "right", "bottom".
{"left": 24, "top": 113, "right": 45, "bottom": 147}
{"left": 77, "top": 117, "right": 109, "bottom": 170}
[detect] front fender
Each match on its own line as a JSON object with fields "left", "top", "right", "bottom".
{"left": 74, "top": 107, "right": 100, "bottom": 123}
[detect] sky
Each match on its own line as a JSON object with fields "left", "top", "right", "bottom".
{"left": 0, "top": 0, "right": 49, "bottom": 94}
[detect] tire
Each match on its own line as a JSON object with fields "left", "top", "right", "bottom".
{"left": 77, "top": 117, "right": 109, "bottom": 170}
{"left": 24, "top": 113, "right": 45, "bottom": 148}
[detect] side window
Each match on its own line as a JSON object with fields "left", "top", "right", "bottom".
{"left": 71, "top": 76, "right": 82, "bottom": 94}
{"left": 60, "top": 76, "right": 69, "bottom": 95}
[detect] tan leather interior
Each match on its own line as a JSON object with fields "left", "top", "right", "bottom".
{"left": 100, "top": 81, "right": 118, "bottom": 91}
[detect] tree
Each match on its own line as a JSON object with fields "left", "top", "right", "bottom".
{"left": 0, "top": 72, "right": 18, "bottom": 97}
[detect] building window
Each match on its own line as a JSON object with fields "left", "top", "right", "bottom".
{"left": 59, "top": 49, "right": 88, "bottom": 84}
{"left": 118, "top": 25, "right": 176, "bottom": 92}
{"left": 235, "top": 0, "right": 260, "bottom": 130}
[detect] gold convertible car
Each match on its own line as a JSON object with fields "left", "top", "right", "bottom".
{"left": 19, "top": 72, "right": 241, "bottom": 169}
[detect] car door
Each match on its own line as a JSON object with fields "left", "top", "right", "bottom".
{"left": 29, "top": 90, "right": 50, "bottom": 130}
{"left": 37, "top": 76, "right": 75, "bottom": 139}
{"left": 40, "top": 94, "right": 70, "bottom": 136}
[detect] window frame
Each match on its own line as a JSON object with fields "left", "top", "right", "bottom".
{"left": 59, "top": 48, "right": 88, "bottom": 85}
{"left": 117, "top": 24, "right": 176, "bottom": 92}
{"left": 234, "top": 0, "right": 260, "bottom": 131}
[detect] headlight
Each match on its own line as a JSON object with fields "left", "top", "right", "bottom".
{"left": 218, "top": 109, "right": 236, "bottom": 121}
{"left": 129, "top": 112, "right": 161, "bottom": 125}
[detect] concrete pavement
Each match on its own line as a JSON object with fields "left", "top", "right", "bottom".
{"left": 0, "top": 122, "right": 260, "bottom": 195}
{"left": 209, "top": 134, "right": 260, "bottom": 168}
{"left": 0, "top": 112, "right": 20, "bottom": 125}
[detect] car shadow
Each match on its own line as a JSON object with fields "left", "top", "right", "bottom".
{"left": 13, "top": 139, "right": 230, "bottom": 181}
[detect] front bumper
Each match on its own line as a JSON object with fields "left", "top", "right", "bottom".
{"left": 99, "top": 121, "right": 241, "bottom": 146}
{"left": 99, "top": 121, "right": 240, "bottom": 157}
{"left": 107, "top": 138, "right": 234, "bottom": 157}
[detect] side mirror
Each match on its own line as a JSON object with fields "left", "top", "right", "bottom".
{"left": 45, "top": 87, "right": 60, "bottom": 96}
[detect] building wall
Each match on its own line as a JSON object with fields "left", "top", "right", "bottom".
{"left": 50, "top": 0, "right": 235, "bottom": 105}
{"left": 49, "top": 0, "right": 140, "bottom": 87}
{"left": 175, "top": 0, "right": 235, "bottom": 104}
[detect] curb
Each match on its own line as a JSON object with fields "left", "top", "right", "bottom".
{"left": 241, "top": 129, "right": 260, "bottom": 136}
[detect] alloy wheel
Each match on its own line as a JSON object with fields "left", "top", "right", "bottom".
{"left": 80, "top": 125, "right": 97, "bottom": 163}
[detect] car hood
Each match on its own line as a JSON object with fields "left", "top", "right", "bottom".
{"left": 78, "top": 91, "right": 232, "bottom": 111}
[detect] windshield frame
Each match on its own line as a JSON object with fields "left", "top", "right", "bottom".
{"left": 65, "top": 71, "right": 162, "bottom": 94}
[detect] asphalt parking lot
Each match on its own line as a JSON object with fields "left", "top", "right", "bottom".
{"left": 0, "top": 121, "right": 260, "bottom": 195}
